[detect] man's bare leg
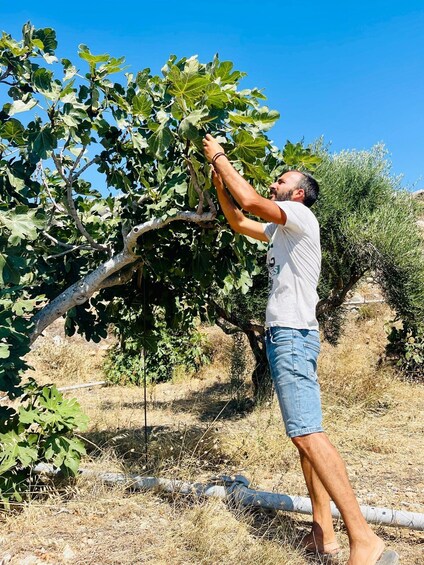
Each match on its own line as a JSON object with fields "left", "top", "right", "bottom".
{"left": 300, "top": 453, "right": 339, "bottom": 553}
{"left": 292, "top": 432, "right": 385, "bottom": 565}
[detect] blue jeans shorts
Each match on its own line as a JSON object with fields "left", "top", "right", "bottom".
{"left": 265, "top": 327, "right": 324, "bottom": 438}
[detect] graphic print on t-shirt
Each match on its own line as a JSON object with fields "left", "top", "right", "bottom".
{"left": 267, "top": 242, "right": 280, "bottom": 296}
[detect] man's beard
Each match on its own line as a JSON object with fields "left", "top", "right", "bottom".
{"left": 276, "top": 188, "right": 295, "bottom": 202}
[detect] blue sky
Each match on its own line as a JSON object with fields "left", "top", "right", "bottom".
{"left": 2, "top": 1, "right": 424, "bottom": 188}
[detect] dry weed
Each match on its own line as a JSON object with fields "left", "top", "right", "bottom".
{"left": 4, "top": 306, "right": 422, "bottom": 564}
{"left": 170, "top": 498, "right": 306, "bottom": 565}
{"left": 196, "top": 325, "right": 234, "bottom": 380}
{"left": 218, "top": 407, "right": 295, "bottom": 481}
{"left": 30, "top": 338, "right": 104, "bottom": 386}
{"left": 319, "top": 305, "right": 397, "bottom": 410}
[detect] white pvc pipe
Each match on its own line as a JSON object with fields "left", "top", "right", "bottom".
{"left": 344, "top": 298, "right": 385, "bottom": 305}
{"left": 0, "top": 381, "right": 107, "bottom": 403}
{"left": 57, "top": 381, "right": 106, "bottom": 392}
{"left": 229, "top": 477, "right": 423, "bottom": 530}
{"left": 33, "top": 465, "right": 424, "bottom": 531}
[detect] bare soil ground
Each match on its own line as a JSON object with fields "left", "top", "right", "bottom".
{"left": 1, "top": 305, "right": 423, "bottom": 564}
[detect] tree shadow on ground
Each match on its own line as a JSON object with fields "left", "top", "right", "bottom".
{"left": 79, "top": 423, "right": 330, "bottom": 564}
{"left": 81, "top": 420, "right": 236, "bottom": 476}
{"left": 78, "top": 383, "right": 334, "bottom": 562}
{"left": 120, "top": 380, "right": 256, "bottom": 422}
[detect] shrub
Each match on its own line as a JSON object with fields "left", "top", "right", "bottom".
{"left": 103, "top": 323, "right": 211, "bottom": 385}
{"left": 0, "top": 378, "right": 88, "bottom": 505}
{"left": 386, "top": 322, "right": 424, "bottom": 382}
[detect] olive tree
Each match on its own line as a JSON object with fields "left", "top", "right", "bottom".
{"left": 221, "top": 144, "right": 424, "bottom": 397}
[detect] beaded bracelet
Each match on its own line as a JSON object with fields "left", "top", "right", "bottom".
{"left": 211, "top": 151, "right": 226, "bottom": 165}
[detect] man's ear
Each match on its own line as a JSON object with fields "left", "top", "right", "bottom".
{"left": 295, "top": 187, "right": 305, "bottom": 201}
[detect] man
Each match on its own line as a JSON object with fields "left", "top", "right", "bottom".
{"left": 203, "top": 133, "right": 398, "bottom": 565}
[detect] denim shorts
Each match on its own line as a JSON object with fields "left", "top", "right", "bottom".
{"left": 265, "top": 327, "right": 324, "bottom": 438}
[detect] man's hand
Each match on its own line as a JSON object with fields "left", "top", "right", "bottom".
{"left": 203, "top": 134, "right": 225, "bottom": 163}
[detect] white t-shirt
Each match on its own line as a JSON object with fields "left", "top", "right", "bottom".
{"left": 264, "top": 201, "right": 321, "bottom": 330}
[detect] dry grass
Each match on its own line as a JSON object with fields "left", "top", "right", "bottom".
{"left": 2, "top": 308, "right": 423, "bottom": 564}
{"left": 319, "top": 304, "right": 397, "bottom": 410}
{"left": 170, "top": 500, "right": 306, "bottom": 565}
{"left": 0, "top": 490, "right": 310, "bottom": 565}
{"left": 30, "top": 338, "right": 104, "bottom": 386}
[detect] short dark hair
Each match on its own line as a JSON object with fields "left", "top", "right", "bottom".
{"left": 295, "top": 171, "right": 319, "bottom": 207}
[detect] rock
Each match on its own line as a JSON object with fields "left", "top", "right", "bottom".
{"left": 52, "top": 335, "right": 63, "bottom": 346}
{"left": 18, "top": 556, "right": 40, "bottom": 565}
{"left": 62, "top": 545, "right": 76, "bottom": 561}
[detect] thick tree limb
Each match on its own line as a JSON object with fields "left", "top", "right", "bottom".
{"left": 316, "top": 271, "right": 365, "bottom": 317}
{"left": 29, "top": 249, "right": 136, "bottom": 344}
{"left": 99, "top": 260, "right": 143, "bottom": 289}
{"left": 215, "top": 317, "right": 241, "bottom": 335}
{"left": 213, "top": 302, "right": 270, "bottom": 401}
{"left": 29, "top": 211, "right": 215, "bottom": 345}
{"left": 124, "top": 210, "right": 216, "bottom": 254}
{"left": 212, "top": 301, "right": 264, "bottom": 335}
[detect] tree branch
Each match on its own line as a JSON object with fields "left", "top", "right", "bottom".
{"left": 316, "top": 271, "right": 366, "bottom": 317}
{"left": 73, "top": 155, "right": 101, "bottom": 179}
{"left": 185, "top": 157, "right": 204, "bottom": 214}
{"left": 51, "top": 152, "right": 67, "bottom": 184}
{"left": 136, "top": 194, "right": 152, "bottom": 206}
{"left": 204, "top": 189, "right": 217, "bottom": 217}
{"left": 0, "top": 66, "right": 11, "bottom": 82}
{"left": 212, "top": 301, "right": 264, "bottom": 335}
{"left": 42, "top": 231, "right": 92, "bottom": 251}
{"left": 68, "top": 145, "right": 87, "bottom": 182}
{"left": 45, "top": 245, "right": 93, "bottom": 261}
{"left": 65, "top": 182, "right": 110, "bottom": 252}
{"left": 61, "top": 134, "right": 72, "bottom": 158}
{"left": 215, "top": 317, "right": 241, "bottom": 335}
{"left": 183, "top": 147, "right": 216, "bottom": 217}
{"left": 0, "top": 65, "right": 14, "bottom": 86}
{"left": 29, "top": 249, "right": 136, "bottom": 345}
{"left": 30, "top": 210, "right": 216, "bottom": 345}
{"left": 99, "top": 260, "right": 143, "bottom": 289}
{"left": 124, "top": 210, "right": 216, "bottom": 254}
{"left": 38, "top": 162, "right": 66, "bottom": 214}
{"left": 52, "top": 152, "right": 110, "bottom": 253}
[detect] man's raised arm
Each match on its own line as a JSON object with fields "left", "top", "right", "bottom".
{"left": 212, "top": 169, "right": 268, "bottom": 242}
{"left": 203, "top": 134, "right": 287, "bottom": 225}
